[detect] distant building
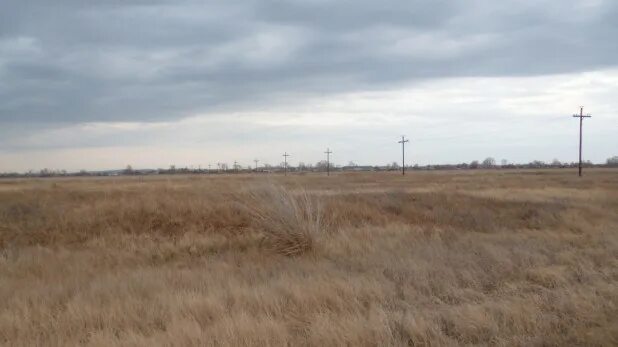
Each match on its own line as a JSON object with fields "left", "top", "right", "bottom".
{"left": 341, "top": 166, "right": 374, "bottom": 172}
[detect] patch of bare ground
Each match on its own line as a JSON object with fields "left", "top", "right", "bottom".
{"left": 0, "top": 169, "right": 617, "bottom": 346}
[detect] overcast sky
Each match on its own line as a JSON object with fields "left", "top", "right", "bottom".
{"left": 1, "top": 0, "right": 617, "bottom": 172}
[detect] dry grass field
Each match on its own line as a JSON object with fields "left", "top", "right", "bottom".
{"left": 1, "top": 169, "right": 617, "bottom": 346}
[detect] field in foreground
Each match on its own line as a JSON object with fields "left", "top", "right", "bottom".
{"left": 1, "top": 169, "right": 617, "bottom": 346}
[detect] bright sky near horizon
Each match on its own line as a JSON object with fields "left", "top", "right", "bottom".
{"left": 1, "top": 0, "right": 617, "bottom": 172}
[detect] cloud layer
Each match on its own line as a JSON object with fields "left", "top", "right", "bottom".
{"left": 1, "top": 0, "right": 617, "bottom": 171}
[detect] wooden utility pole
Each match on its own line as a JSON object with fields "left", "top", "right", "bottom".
{"left": 398, "top": 135, "right": 409, "bottom": 175}
{"left": 282, "top": 152, "right": 290, "bottom": 176}
{"left": 254, "top": 159, "right": 259, "bottom": 172}
{"left": 572, "top": 106, "right": 591, "bottom": 177}
{"left": 324, "top": 148, "right": 332, "bottom": 176}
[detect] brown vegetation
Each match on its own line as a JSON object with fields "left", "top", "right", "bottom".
{"left": 1, "top": 169, "right": 617, "bottom": 346}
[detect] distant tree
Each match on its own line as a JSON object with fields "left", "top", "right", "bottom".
{"left": 315, "top": 160, "right": 328, "bottom": 170}
{"left": 470, "top": 160, "right": 479, "bottom": 169}
{"left": 501, "top": 159, "right": 508, "bottom": 167}
{"left": 347, "top": 161, "right": 357, "bottom": 167}
{"left": 529, "top": 160, "right": 545, "bottom": 168}
{"left": 482, "top": 157, "right": 496, "bottom": 168}
{"left": 39, "top": 168, "right": 52, "bottom": 177}
{"left": 124, "top": 165, "right": 134, "bottom": 175}
{"left": 607, "top": 156, "right": 618, "bottom": 167}
{"left": 551, "top": 158, "right": 562, "bottom": 167}
{"left": 169, "top": 165, "right": 176, "bottom": 173}
{"left": 456, "top": 162, "right": 469, "bottom": 169}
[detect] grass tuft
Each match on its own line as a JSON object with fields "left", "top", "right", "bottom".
{"left": 242, "top": 183, "right": 323, "bottom": 256}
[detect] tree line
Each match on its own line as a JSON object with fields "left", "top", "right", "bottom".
{"left": 1, "top": 156, "right": 617, "bottom": 178}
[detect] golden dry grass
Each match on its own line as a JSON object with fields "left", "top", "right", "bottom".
{"left": 0, "top": 169, "right": 617, "bottom": 346}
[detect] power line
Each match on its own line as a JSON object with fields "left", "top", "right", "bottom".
{"left": 324, "top": 148, "right": 332, "bottom": 176}
{"left": 572, "top": 106, "right": 591, "bottom": 177}
{"left": 398, "top": 135, "right": 409, "bottom": 176}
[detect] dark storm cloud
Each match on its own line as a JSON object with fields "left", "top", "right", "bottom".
{"left": 1, "top": 0, "right": 617, "bottom": 124}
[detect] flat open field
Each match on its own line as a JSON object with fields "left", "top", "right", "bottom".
{"left": 1, "top": 169, "right": 617, "bottom": 346}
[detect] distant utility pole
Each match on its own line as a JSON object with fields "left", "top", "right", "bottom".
{"left": 208, "top": 164, "right": 211, "bottom": 173}
{"left": 324, "top": 148, "right": 332, "bottom": 176}
{"left": 572, "top": 106, "right": 591, "bottom": 177}
{"left": 254, "top": 159, "right": 259, "bottom": 172}
{"left": 282, "top": 152, "right": 290, "bottom": 176}
{"left": 234, "top": 160, "right": 238, "bottom": 173}
{"left": 398, "top": 135, "right": 409, "bottom": 176}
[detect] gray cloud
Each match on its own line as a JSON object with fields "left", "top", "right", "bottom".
{"left": 1, "top": 0, "right": 617, "bottom": 126}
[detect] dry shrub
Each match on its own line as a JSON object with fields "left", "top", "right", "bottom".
{"left": 242, "top": 184, "right": 324, "bottom": 256}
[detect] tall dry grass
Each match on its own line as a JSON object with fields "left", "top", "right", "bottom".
{"left": 241, "top": 184, "right": 324, "bottom": 256}
{"left": 0, "top": 169, "right": 617, "bottom": 346}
